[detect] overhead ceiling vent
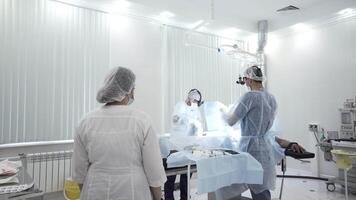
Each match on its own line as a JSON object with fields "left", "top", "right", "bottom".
{"left": 277, "top": 5, "right": 300, "bottom": 12}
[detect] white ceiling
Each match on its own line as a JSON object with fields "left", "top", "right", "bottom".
{"left": 61, "top": 0, "right": 356, "bottom": 38}
{"left": 127, "top": 0, "right": 356, "bottom": 30}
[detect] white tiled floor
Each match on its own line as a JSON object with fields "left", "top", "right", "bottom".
{"left": 45, "top": 177, "right": 356, "bottom": 200}
{"left": 177, "top": 176, "right": 356, "bottom": 200}
{"left": 268, "top": 178, "right": 355, "bottom": 200}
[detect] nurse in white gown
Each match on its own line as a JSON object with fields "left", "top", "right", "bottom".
{"left": 72, "top": 67, "right": 166, "bottom": 200}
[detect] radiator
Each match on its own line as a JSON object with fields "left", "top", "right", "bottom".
{"left": 21, "top": 151, "right": 73, "bottom": 193}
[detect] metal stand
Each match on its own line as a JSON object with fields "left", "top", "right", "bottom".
{"left": 278, "top": 158, "right": 287, "bottom": 200}
{"left": 187, "top": 162, "right": 191, "bottom": 200}
{"left": 344, "top": 168, "right": 349, "bottom": 200}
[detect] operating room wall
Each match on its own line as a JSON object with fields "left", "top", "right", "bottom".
{"left": 0, "top": 0, "right": 110, "bottom": 143}
{"left": 265, "top": 18, "right": 356, "bottom": 177}
{"left": 109, "top": 15, "right": 164, "bottom": 133}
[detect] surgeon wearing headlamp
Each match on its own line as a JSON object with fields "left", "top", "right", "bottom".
{"left": 221, "top": 66, "right": 304, "bottom": 200}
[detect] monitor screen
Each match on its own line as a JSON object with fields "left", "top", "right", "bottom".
{"left": 341, "top": 112, "right": 352, "bottom": 124}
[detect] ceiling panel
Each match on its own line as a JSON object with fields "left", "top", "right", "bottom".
{"left": 79, "top": 0, "right": 356, "bottom": 34}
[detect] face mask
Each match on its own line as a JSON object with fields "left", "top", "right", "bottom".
{"left": 191, "top": 102, "right": 198, "bottom": 108}
{"left": 244, "top": 79, "right": 251, "bottom": 91}
{"left": 245, "top": 85, "right": 252, "bottom": 91}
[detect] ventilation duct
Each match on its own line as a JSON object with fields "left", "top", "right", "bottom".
{"left": 277, "top": 5, "right": 300, "bottom": 12}
{"left": 257, "top": 20, "right": 268, "bottom": 54}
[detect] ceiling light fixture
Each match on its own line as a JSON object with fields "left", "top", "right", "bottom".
{"left": 159, "top": 11, "right": 175, "bottom": 18}
{"left": 338, "top": 8, "right": 354, "bottom": 16}
{"left": 106, "top": 0, "right": 130, "bottom": 13}
{"left": 291, "top": 23, "right": 309, "bottom": 32}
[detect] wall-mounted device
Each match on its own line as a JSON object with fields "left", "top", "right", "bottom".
{"left": 339, "top": 97, "right": 356, "bottom": 139}
{"left": 326, "top": 131, "right": 339, "bottom": 140}
{"left": 308, "top": 123, "right": 319, "bottom": 132}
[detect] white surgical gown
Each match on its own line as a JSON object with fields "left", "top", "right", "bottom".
{"left": 72, "top": 105, "right": 167, "bottom": 200}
